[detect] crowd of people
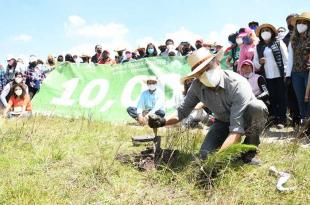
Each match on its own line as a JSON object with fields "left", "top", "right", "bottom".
{"left": 0, "top": 12, "right": 309, "bottom": 136}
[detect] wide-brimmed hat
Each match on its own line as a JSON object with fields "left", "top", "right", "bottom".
{"left": 180, "top": 47, "right": 216, "bottom": 84}
{"left": 238, "top": 27, "right": 252, "bottom": 37}
{"left": 80, "top": 53, "right": 90, "bottom": 58}
{"left": 256, "top": 23, "right": 278, "bottom": 36}
{"left": 6, "top": 55, "right": 15, "bottom": 61}
{"left": 143, "top": 76, "right": 158, "bottom": 84}
{"left": 291, "top": 12, "right": 310, "bottom": 25}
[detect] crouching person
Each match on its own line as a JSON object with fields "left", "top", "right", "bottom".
{"left": 127, "top": 76, "right": 165, "bottom": 125}
{"left": 3, "top": 84, "right": 32, "bottom": 118}
{"left": 148, "top": 48, "right": 268, "bottom": 163}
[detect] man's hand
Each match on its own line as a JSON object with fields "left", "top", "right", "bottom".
{"left": 137, "top": 115, "right": 147, "bottom": 125}
{"left": 148, "top": 114, "right": 166, "bottom": 128}
{"left": 219, "top": 133, "right": 242, "bottom": 152}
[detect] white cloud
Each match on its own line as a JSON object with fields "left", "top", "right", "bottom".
{"left": 65, "top": 15, "right": 128, "bottom": 39}
{"left": 13, "top": 34, "right": 32, "bottom": 42}
{"left": 68, "top": 15, "right": 86, "bottom": 27}
{"left": 206, "top": 24, "right": 239, "bottom": 47}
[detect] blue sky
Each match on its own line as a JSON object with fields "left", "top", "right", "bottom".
{"left": 0, "top": 0, "right": 308, "bottom": 65}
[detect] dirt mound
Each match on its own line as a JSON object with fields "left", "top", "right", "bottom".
{"left": 116, "top": 147, "right": 180, "bottom": 171}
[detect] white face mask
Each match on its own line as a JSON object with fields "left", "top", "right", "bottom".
{"left": 296, "top": 24, "right": 308, "bottom": 33}
{"left": 278, "top": 31, "right": 286, "bottom": 40}
{"left": 261, "top": 31, "right": 272, "bottom": 41}
{"left": 148, "top": 84, "right": 156, "bottom": 91}
{"left": 167, "top": 45, "right": 174, "bottom": 50}
{"left": 236, "top": 38, "right": 243, "bottom": 45}
{"left": 198, "top": 66, "right": 221, "bottom": 87}
{"left": 15, "top": 77, "right": 23, "bottom": 84}
{"left": 243, "top": 72, "right": 254, "bottom": 79}
{"left": 15, "top": 89, "right": 22, "bottom": 96}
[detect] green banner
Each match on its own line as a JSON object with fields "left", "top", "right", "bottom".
{"left": 32, "top": 56, "right": 231, "bottom": 122}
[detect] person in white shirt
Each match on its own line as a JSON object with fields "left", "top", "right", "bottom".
{"left": 253, "top": 23, "right": 288, "bottom": 127}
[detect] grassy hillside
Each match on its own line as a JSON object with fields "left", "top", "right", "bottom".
{"left": 0, "top": 116, "right": 309, "bottom": 205}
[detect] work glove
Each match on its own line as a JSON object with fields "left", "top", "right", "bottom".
{"left": 148, "top": 114, "right": 166, "bottom": 128}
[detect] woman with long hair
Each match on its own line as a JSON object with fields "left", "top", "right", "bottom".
{"left": 253, "top": 23, "right": 288, "bottom": 127}
{"left": 287, "top": 12, "right": 310, "bottom": 122}
{"left": 3, "top": 84, "right": 32, "bottom": 118}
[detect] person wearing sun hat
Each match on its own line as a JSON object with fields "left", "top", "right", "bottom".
{"left": 148, "top": 47, "right": 268, "bottom": 163}
{"left": 287, "top": 12, "right": 310, "bottom": 122}
{"left": 253, "top": 23, "right": 288, "bottom": 128}
{"left": 126, "top": 76, "right": 165, "bottom": 125}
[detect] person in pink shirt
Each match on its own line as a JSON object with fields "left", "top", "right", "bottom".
{"left": 237, "top": 27, "right": 258, "bottom": 73}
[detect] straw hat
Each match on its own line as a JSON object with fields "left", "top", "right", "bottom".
{"left": 180, "top": 47, "right": 216, "bottom": 84}
{"left": 143, "top": 76, "right": 158, "bottom": 84}
{"left": 80, "top": 53, "right": 90, "bottom": 58}
{"left": 256, "top": 23, "right": 278, "bottom": 36}
{"left": 291, "top": 12, "right": 310, "bottom": 25}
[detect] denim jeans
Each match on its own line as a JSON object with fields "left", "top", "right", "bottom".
{"left": 127, "top": 106, "right": 165, "bottom": 119}
{"left": 291, "top": 71, "right": 310, "bottom": 119}
{"left": 199, "top": 99, "right": 268, "bottom": 159}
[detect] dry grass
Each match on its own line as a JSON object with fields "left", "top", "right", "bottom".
{"left": 0, "top": 116, "right": 309, "bottom": 205}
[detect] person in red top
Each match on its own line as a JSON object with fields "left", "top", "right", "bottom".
{"left": 3, "top": 84, "right": 32, "bottom": 118}
{"left": 98, "top": 50, "right": 116, "bottom": 64}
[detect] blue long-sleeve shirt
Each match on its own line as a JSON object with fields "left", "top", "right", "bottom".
{"left": 136, "top": 89, "right": 165, "bottom": 115}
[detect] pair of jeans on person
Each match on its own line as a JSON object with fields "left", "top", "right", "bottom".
{"left": 291, "top": 71, "right": 310, "bottom": 120}
{"left": 266, "top": 77, "right": 287, "bottom": 124}
{"left": 127, "top": 107, "right": 165, "bottom": 119}
{"left": 286, "top": 77, "right": 301, "bottom": 126}
{"left": 199, "top": 99, "right": 268, "bottom": 160}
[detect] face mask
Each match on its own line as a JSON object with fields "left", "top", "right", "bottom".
{"left": 30, "top": 62, "right": 37, "bottom": 68}
{"left": 148, "top": 84, "right": 156, "bottom": 91}
{"left": 15, "top": 89, "right": 22, "bottom": 96}
{"left": 209, "top": 48, "right": 215, "bottom": 54}
{"left": 243, "top": 36, "right": 252, "bottom": 45}
{"left": 196, "top": 44, "right": 202, "bottom": 49}
{"left": 198, "top": 65, "right": 221, "bottom": 87}
{"left": 236, "top": 38, "right": 243, "bottom": 45}
{"left": 287, "top": 24, "right": 294, "bottom": 31}
{"left": 167, "top": 45, "right": 174, "bottom": 50}
{"left": 296, "top": 24, "right": 308, "bottom": 33}
{"left": 243, "top": 72, "right": 254, "bottom": 79}
{"left": 278, "top": 32, "right": 286, "bottom": 40}
{"left": 15, "top": 77, "right": 23, "bottom": 84}
{"left": 261, "top": 31, "right": 272, "bottom": 41}
{"left": 148, "top": 48, "right": 154, "bottom": 54}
